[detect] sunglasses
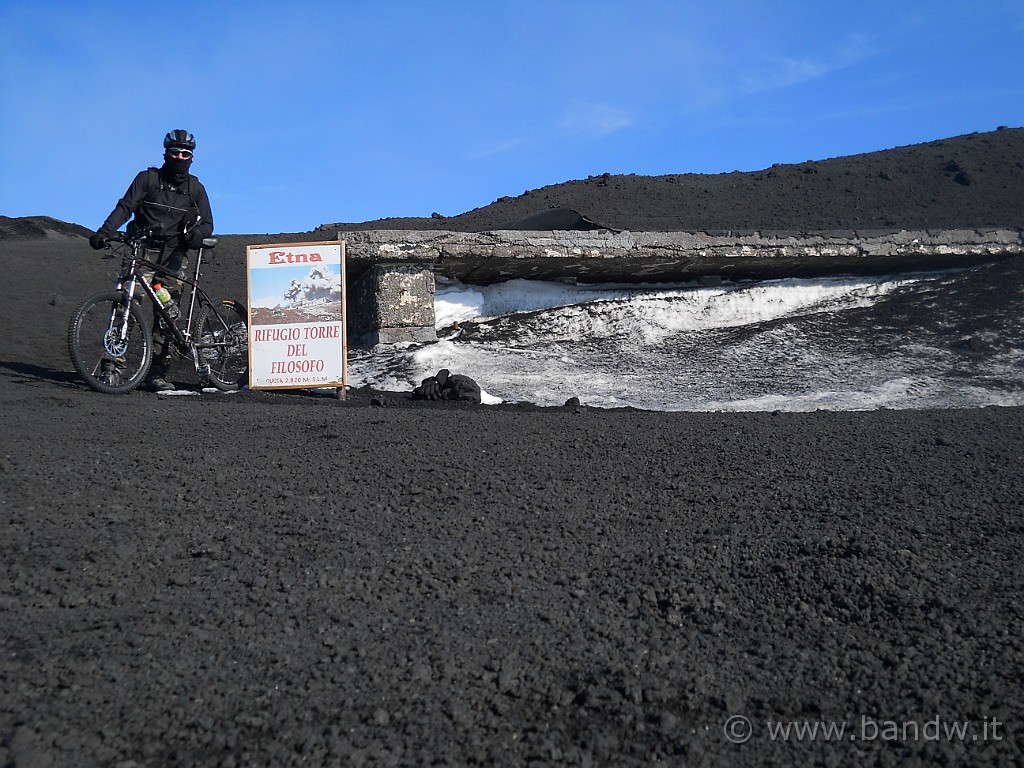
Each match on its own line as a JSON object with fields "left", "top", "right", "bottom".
{"left": 166, "top": 148, "right": 193, "bottom": 159}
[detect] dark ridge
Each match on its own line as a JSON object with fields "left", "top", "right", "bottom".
{"left": 0, "top": 215, "right": 92, "bottom": 240}
{"left": 5, "top": 127, "right": 1023, "bottom": 240}
{"left": 319, "top": 126, "right": 1024, "bottom": 234}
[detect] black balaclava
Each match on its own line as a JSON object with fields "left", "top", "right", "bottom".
{"left": 161, "top": 152, "right": 193, "bottom": 185}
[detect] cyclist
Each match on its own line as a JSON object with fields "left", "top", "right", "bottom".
{"left": 89, "top": 129, "right": 214, "bottom": 391}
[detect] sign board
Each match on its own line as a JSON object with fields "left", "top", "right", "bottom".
{"left": 246, "top": 241, "right": 347, "bottom": 391}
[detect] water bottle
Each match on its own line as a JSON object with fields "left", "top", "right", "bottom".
{"left": 154, "top": 282, "right": 180, "bottom": 319}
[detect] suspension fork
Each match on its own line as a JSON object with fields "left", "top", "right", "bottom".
{"left": 108, "top": 274, "right": 141, "bottom": 344}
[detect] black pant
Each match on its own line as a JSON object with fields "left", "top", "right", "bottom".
{"left": 146, "top": 247, "right": 189, "bottom": 363}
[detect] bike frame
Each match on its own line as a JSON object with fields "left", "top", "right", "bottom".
{"left": 108, "top": 234, "right": 237, "bottom": 377}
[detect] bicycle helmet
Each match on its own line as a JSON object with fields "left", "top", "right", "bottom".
{"left": 163, "top": 129, "right": 196, "bottom": 151}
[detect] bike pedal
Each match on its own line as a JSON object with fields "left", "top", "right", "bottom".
{"left": 197, "top": 364, "right": 211, "bottom": 377}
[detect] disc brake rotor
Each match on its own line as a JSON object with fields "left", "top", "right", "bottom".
{"left": 103, "top": 327, "right": 129, "bottom": 357}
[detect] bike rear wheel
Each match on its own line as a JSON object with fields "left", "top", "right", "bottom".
{"left": 68, "top": 290, "right": 153, "bottom": 394}
{"left": 195, "top": 299, "right": 249, "bottom": 391}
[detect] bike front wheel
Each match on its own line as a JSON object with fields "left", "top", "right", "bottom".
{"left": 195, "top": 299, "right": 249, "bottom": 391}
{"left": 68, "top": 290, "right": 153, "bottom": 394}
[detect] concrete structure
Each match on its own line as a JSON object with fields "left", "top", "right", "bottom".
{"left": 342, "top": 228, "right": 1024, "bottom": 345}
{"left": 349, "top": 263, "right": 436, "bottom": 346}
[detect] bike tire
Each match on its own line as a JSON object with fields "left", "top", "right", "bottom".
{"left": 68, "top": 290, "right": 153, "bottom": 394}
{"left": 195, "top": 299, "right": 249, "bottom": 391}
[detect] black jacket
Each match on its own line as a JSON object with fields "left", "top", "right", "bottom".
{"left": 98, "top": 165, "right": 214, "bottom": 249}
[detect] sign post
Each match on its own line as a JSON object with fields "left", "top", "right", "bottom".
{"left": 246, "top": 241, "right": 347, "bottom": 394}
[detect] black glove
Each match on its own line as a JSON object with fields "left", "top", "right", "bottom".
{"left": 182, "top": 205, "right": 201, "bottom": 233}
{"left": 444, "top": 374, "right": 482, "bottom": 403}
{"left": 89, "top": 232, "right": 108, "bottom": 250}
{"left": 185, "top": 229, "right": 205, "bottom": 249}
{"left": 417, "top": 376, "right": 442, "bottom": 400}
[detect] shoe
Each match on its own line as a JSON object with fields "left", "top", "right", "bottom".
{"left": 99, "top": 361, "right": 120, "bottom": 387}
{"left": 144, "top": 373, "right": 175, "bottom": 392}
{"left": 100, "top": 371, "right": 121, "bottom": 386}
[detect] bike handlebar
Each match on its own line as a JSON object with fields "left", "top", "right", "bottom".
{"left": 104, "top": 231, "right": 217, "bottom": 250}
{"left": 105, "top": 227, "right": 159, "bottom": 246}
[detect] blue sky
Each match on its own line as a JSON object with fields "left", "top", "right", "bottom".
{"left": 2, "top": 1, "right": 1022, "bottom": 234}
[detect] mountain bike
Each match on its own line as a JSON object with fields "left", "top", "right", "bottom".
{"left": 68, "top": 231, "right": 249, "bottom": 394}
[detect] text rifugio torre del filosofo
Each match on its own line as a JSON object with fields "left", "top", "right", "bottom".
{"left": 253, "top": 250, "right": 340, "bottom": 376}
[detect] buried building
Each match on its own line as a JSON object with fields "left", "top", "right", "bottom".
{"left": 343, "top": 225, "right": 1024, "bottom": 346}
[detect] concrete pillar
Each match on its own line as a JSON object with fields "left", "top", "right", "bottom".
{"left": 350, "top": 263, "right": 437, "bottom": 346}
